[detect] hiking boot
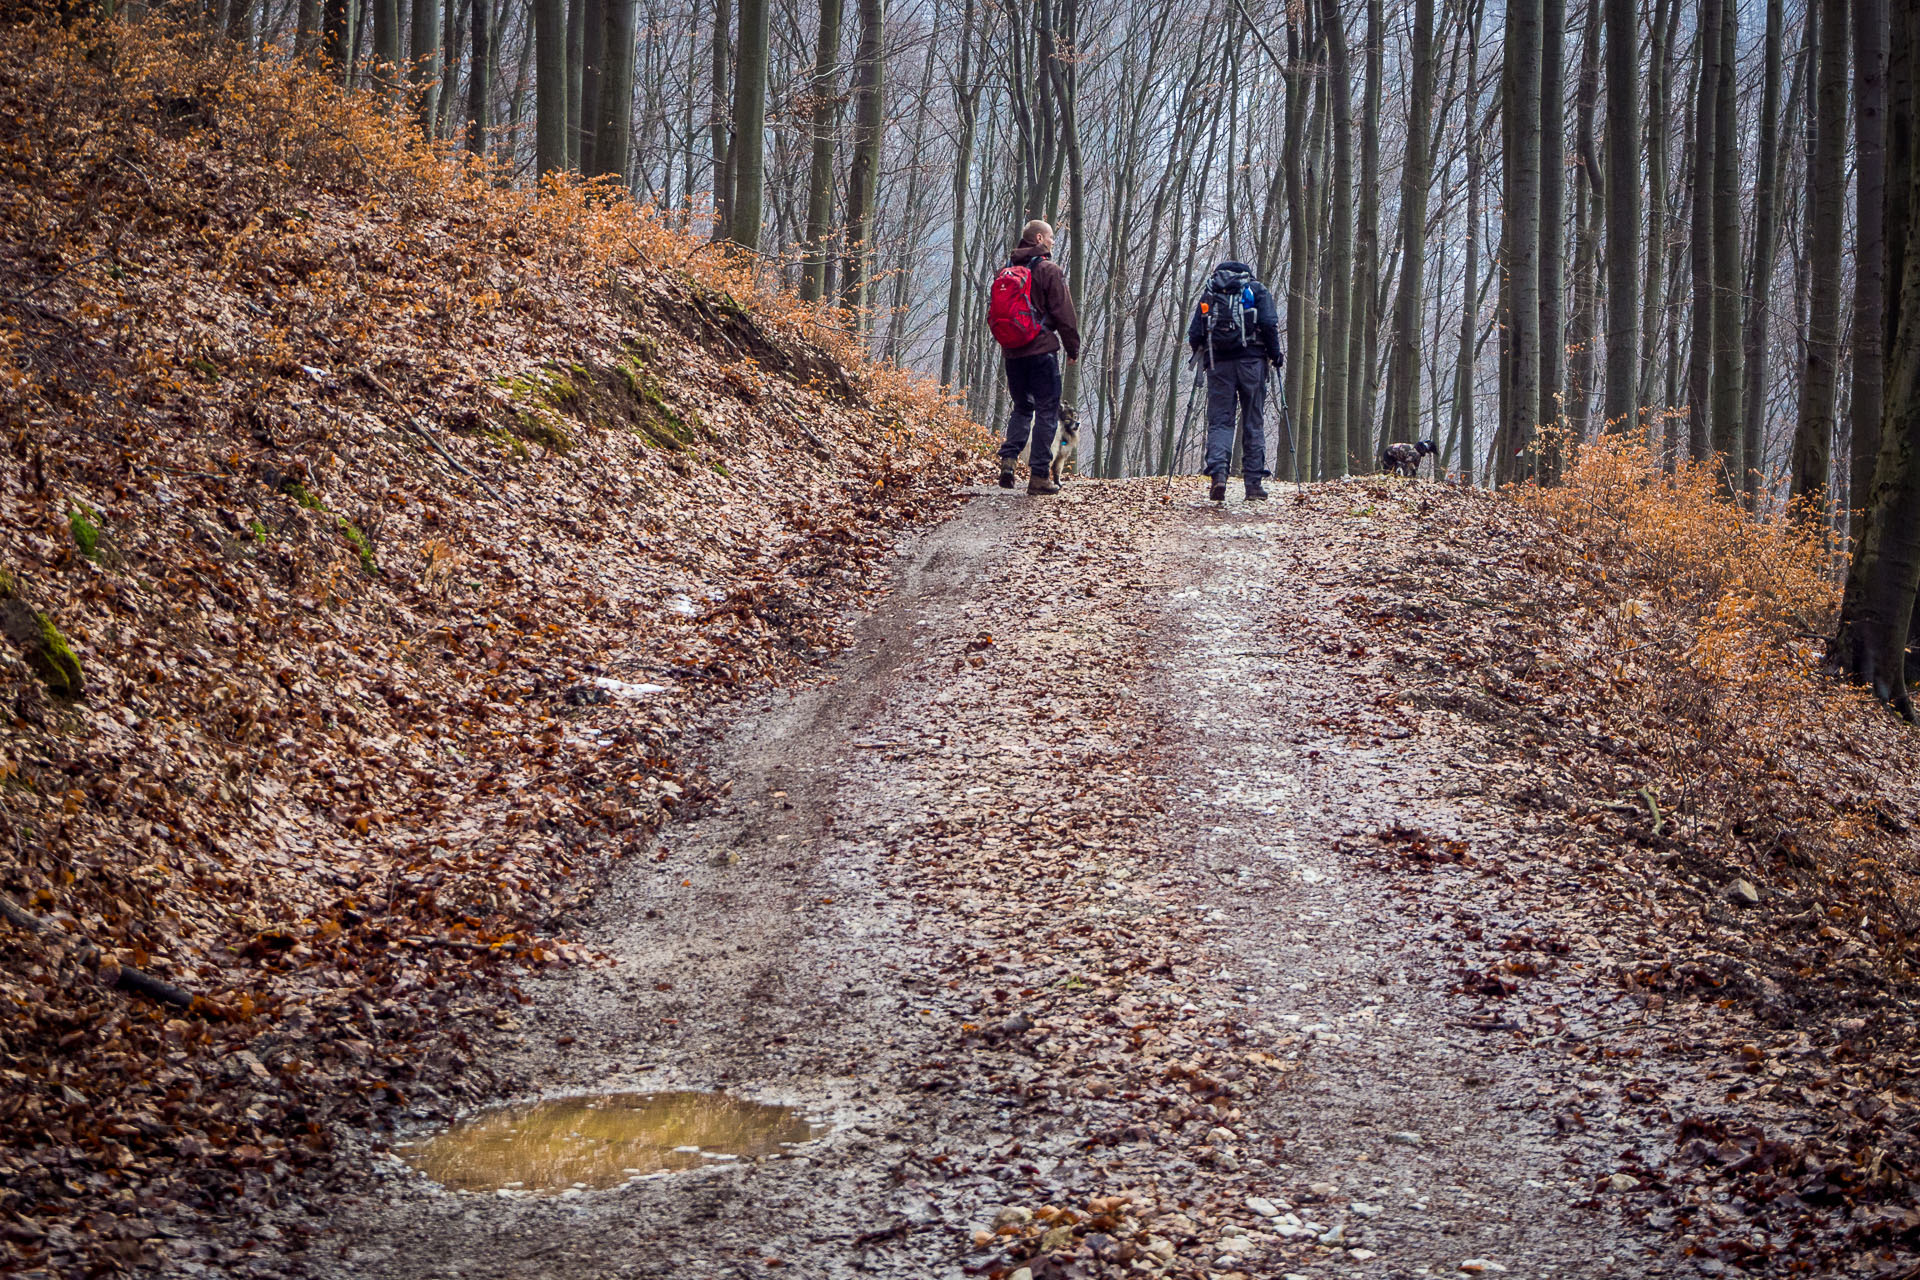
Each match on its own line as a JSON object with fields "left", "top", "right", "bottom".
{"left": 1244, "top": 476, "right": 1269, "bottom": 500}
{"left": 1028, "top": 466, "right": 1060, "bottom": 496}
{"left": 997, "top": 458, "right": 1017, "bottom": 489}
{"left": 1208, "top": 477, "right": 1227, "bottom": 503}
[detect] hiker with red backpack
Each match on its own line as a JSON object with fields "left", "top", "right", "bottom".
{"left": 1188, "top": 261, "right": 1283, "bottom": 502}
{"left": 989, "top": 219, "right": 1081, "bottom": 496}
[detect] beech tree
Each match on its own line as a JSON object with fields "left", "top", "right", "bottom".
{"left": 222, "top": 0, "right": 1901, "bottom": 503}
{"left": 1838, "top": 4, "right": 1919, "bottom": 714}
{"left": 1382, "top": 0, "right": 1434, "bottom": 449}
{"left": 728, "top": 0, "right": 770, "bottom": 248}
{"left": 1496, "top": 0, "right": 1541, "bottom": 483}
{"left": 1739, "top": 0, "right": 1784, "bottom": 494}
{"left": 535, "top": 0, "right": 568, "bottom": 176}
{"left": 1793, "top": 0, "right": 1849, "bottom": 503}
{"left": 798, "top": 0, "right": 842, "bottom": 302}
{"left": 410, "top": 0, "right": 440, "bottom": 133}
{"left": 1319, "top": 0, "right": 1353, "bottom": 479}
{"left": 1852, "top": 0, "right": 1890, "bottom": 532}
{"left": 840, "top": 0, "right": 884, "bottom": 317}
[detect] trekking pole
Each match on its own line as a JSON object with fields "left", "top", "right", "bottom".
{"left": 1166, "top": 358, "right": 1205, "bottom": 497}
{"left": 1269, "top": 361, "right": 1301, "bottom": 496}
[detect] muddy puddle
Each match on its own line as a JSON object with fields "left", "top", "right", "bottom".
{"left": 398, "top": 1091, "right": 829, "bottom": 1194}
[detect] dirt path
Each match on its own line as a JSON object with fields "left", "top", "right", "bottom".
{"left": 318, "top": 481, "right": 1711, "bottom": 1280}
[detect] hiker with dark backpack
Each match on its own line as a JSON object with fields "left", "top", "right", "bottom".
{"left": 989, "top": 220, "right": 1081, "bottom": 496}
{"left": 1188, "top": 261, "right": 1283, "bottom": 502}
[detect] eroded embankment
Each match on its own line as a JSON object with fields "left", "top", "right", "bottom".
{"left": 0, "top": 22, "right": 971, "bottom": 1277}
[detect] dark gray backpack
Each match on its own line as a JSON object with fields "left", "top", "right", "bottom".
{"left": 1201, "top": 267, "right": 1257, "bottom": 348}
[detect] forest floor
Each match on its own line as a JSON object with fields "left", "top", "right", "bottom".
{"left": 11, "top": 22, "right": 1920, "bottom": 1280}
{"left": 302, "top": 477, "right": 1920, "bottom": 1280}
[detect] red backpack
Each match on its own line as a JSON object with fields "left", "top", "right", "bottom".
{"left": 988, "top": 262, "right": 1047, "bottom": 349}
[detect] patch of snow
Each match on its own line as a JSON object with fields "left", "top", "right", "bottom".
{"left": 592, "top": 677, "right": 670, "bottom": 700}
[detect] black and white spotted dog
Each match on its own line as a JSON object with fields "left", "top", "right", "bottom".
{"left": 1380, "top": 438, "right": 1437, "bottom": 478}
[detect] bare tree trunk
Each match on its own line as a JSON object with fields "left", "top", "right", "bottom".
{"left": 1709, "top": 0, "right": 1743, "bottom": 482}
{"left": 465, "top": 0, "right": 489, "bottom": 153}
{"left": 1740, "top": 0, "right": 1784, "bottom": 496}
{"left": 565, "top": 0, "right": 583, "bottom": 165}
{"left": 370, "top": 0, "right": 399, "bottom": 93}
{"left": 323, "top": 0, "right": 355, "bottom": 82}
{"left": 939, "top": 0, "right": 980, "bottom": 382}
{"left": 229, "top": 0, "right": 255, "bottom": 49}
{"left": 1638, "top": 0, "right": 1674, "bottom": 423}
{"left": 410, "top": 0, "right": 440, "bottom": 134}
{"left": 535, "top": 0, "right": 568, "bottom": 176}
{"left": 1497, "top": 0, "right": 1542, "bottom": 483}
{"left": 1052, "top": 0, "right": 1085, "bottom": 407}
{"left": 1565, "top": 0, "right": 1602, "bottom": 440}
{"left": 588, "top": 0, "right": 634, "bottom": 180}
{"left": 297, "top": 0, "right": 321, "bottom": 61}
{"left": 799, "top": 0, "right": 844, "bottom": 302}
{"left": 1113, "top": 35, "right": 1216, "bottom": 476}
{"left": 1794, "top": 0, "right": 1850, "bottom": 502}
{"left": 1537, "top": 0, "right": 1567, "bottom": 476}
{"left": 1852, "top": 0, "right": 1890, "bottom": 533}
{"left": 1383, "top": 0, "right": 1435, "bottom": 448}
{"left": 728, "top": 0, "right": 769, "bottom": 249}
{"left": 1284, "top": 13, "right": 1321, "bottom": 483}
{"left": 709, "top": 0, "right": 731, "bottom": 240}
{"left": 1355, "top": 0, "right": 1380, "bottom": 468}
{"left": 1034, "top": 0, "right": 1060, "bottom": 222}
{"left": 840, "top": 0, "right": 885, "bottom": 320}
{"left": 1320, "top": 0, "right": 1353, "bottom": 478}
{"left": 1836, "top": 5, "right": 1918, "bottom": 714}
{"left": 1602, "top": 0, "right": 1637, "bottom": 432}
{"left": 577, "top": 0, "right": 603, "bottom": 170}
{"left": 1687, "top": 0, "right": 1719, "bottom": 462}
{"left": 1455, "top": 0, "right": 1483, "bottom": 480}
{"left": 438, "top": 0, "right": 467, "bottom": 137}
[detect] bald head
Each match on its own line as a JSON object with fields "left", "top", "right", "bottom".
{"left": 1020, "top": 219, "right": 1055, "bottom": 249}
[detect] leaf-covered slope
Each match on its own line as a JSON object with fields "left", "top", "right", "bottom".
{"left": 0, "top": 21, "right": 972, "bottom": 1275}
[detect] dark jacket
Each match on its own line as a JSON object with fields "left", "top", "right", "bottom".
{"left": 1002, "top": 242, "right": 1082, "bottom": 362}
{"left": 1188, "top": 261, "right": 1282, "bottom": 365}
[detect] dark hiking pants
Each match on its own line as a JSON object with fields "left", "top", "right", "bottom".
{"left": 999, "top": 351, "right": 1062, "bottom": 472}
{"left": 1204, "top": 354, "right": 1269, "bottom": 480}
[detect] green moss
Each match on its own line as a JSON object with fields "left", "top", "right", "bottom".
{"left": 247, "top": 519, "right": 268, "bottom": 541}
{"left": 616, "top": 352, "right": 696, "bottom": 452}
{"left": 0, "top": 596, "right": 83, "bottom": 697}
{"left": 336, "top": 518, "right": 379, "bottom": 575}
{"left": 501, "top": 367, "right": 580, "bottom": 411}
{"left": 68, "top": 507, "right": 101, "bottom": 560}
{"left": 277, "top": 482, "right": 377, "bottom": 573}
{"left": 31, "top": 611, "right": 81, "bottom": 696}
{"left": 515, "top": 410, "right": 574, "bottom": 454}
{"left": 282, "top": 479, "right": 323, "bottom": 510}
{"left": 497, "top": 368, "right": 581, "bottom": 453}
{"left": 483, "top": 428, "right": 530, "bottom": 459}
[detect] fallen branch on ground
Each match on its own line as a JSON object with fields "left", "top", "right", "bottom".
{"left": 0, "top": 892, "right": 199, "bottom": 1008}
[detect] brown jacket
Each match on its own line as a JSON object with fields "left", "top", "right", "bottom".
{"left": 1002, "top": 242, "right": 1082, "bottom": 362}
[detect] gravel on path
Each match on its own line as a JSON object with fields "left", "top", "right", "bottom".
{"left": 319, "top": 480, "right": 1727, "bottom": 1280}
